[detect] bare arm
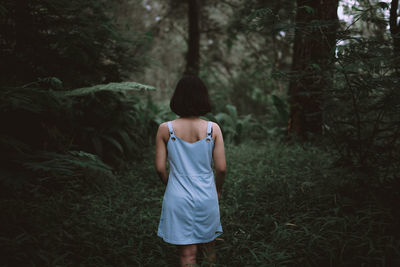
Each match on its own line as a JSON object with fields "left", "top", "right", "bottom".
{"left": 155, "top": 122, "right": 169, "bottom": 185}
{"left": 212, "top": 122, "right": 226, "bottom": 198}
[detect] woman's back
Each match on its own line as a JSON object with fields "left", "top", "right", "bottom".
{"left": 167, "top": 119, "right": 214, "bottom": 176}
{"left": 170, "top": 118, "right": 214, "bottom": 143}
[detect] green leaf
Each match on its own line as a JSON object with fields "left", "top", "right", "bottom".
{"left": 272, "top": 95, "right": 289, "bottom": 123}
{"left": 215, "top": 113, "right": 235, "bottom": 127}
{"left": 377, "top": 2, "right": 389, "bottom": 9}
{"left": 58, "top": 82, "right": 156, "bottom": 97}
{"left": 91, "top": 136, "right": 103, "bottom": 156}
{"left": 117, "top": 130, "right": 134, "bottom": 154}
{"left": 226, "top": 104, "right": 238, "bottom": 122}
{"left": 299, "top": 5, "right": 315, "bottom": 14}
{"left": 38, "top": 77, "right": 63, "bottom": 90}
{"left": 101, "top": 135, "right": 124, "bottom": 154}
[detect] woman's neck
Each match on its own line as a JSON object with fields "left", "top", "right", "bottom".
{"left": 179, "top": 116, "right": 200, "bottom": 120}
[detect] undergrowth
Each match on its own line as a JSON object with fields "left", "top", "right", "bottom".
{"left": 1, "top": 141, "right": 399, "bottom": 266}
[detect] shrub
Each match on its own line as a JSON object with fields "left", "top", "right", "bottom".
{"left": 0, "top": 79, "right": 157, "bottom": 194}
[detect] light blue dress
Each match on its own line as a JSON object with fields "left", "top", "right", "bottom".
{"left": 157, "top": 121, "right": 223, "bottom": 245}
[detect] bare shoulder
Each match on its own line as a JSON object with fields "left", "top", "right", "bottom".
{"left": 211, "top": 121, "right": 221, "bottom": 131}
{"left": 211, "top": 121, "right": 223, "bottom": 136}
{"left": 157, "top": 122, "right": 170, "bottom": 141}
{"left": 159, "top": 121, "right": 169, "bottom": 130}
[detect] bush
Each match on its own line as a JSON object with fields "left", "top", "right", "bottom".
{"left": 324, "top": 36, "right": 400, "bottom": 180}
{"left": 0, "top": 80, "right": 157, "bottom": 195}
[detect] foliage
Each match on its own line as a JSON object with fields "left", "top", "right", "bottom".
{"left": 0, "top": 80, "right": 158, "bottom": 194}
{"left": 229, "top": 70, "right": 273, "bottom": 116}
{"left": 323, "top": 4, "right": 400, "bottom": 178}
{"left": 58, "top": 81, "right": 157, "bottom": 167}
{"left": 227, "top": 0, "right": 294, "bottom": 40}
{"left": 207, "top": 104, "right": 254, "bottom": 144}
{"left": 1, "top": 1, "right": 399, "bottom": 265}
{"left": 271, "top": 94, "right": 289, "bottom": 127}
{"left": 59, "top": 82, "right": 156, "bottom": 96}
{"left": 22, "top": 151, "right": 113, "bottom": 178}
{"left": 1, "top": 143, "right": 399, "bottom": 266}
{"left": 219, "top": 142, "right": 400, "bottom": 266}
{"left": 0, "top": 0, "right": 151, "bottom": 88}
{"left": 204, "top": 92, "right": 289, "bottom": 144}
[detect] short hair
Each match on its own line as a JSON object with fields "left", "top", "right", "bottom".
{"left": 170, "top": 75, "right": 212, "bottom": 117}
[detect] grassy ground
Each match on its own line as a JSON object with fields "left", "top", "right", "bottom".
{"left": 1, "top": 141, "right": 399, "bottom": 266}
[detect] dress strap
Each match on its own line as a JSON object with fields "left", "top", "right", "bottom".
{"left": 167, "top": 121, "right": 175, "bottom": 137}
{"left": 206, "top": 121, "right": 213, "bottom": 137}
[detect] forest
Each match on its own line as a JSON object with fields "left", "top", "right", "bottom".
{"left": 0, "top": 0, "right": 399, "bottom": 266}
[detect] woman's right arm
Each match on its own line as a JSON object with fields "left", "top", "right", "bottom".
{"left": 155, "top": 122, "right": 169, "bottom": 185}
{"left": 212, "top": 122, "right": 226, "bottom": 199}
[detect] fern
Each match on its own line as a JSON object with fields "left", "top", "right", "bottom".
{"left": 58, "top": 81, "right": 156, "bottom": 97}
{"left": 23, "top": 151, "right": 114, "bottom": 179}
{"left": 271, "top": 94, "right": 289, "bottom": 125}
{"left": 0, "top": 79, "right": 158, "bottom": 192}
{"left": 0, "top": 87, "right": 62, "bottom": 114}
{"left": 325, "top": 35, "right": 400, "bottom": 174}
{"left": 214, "top": 104, "right": 255, "bottom": 144}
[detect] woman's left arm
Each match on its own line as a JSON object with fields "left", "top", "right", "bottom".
{"left": 155, "top": 122, "right": 169, "bottom": 185}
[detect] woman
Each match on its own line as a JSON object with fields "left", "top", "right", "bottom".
{"left": 155, "top": 75, "right": 226, "bottom": 266}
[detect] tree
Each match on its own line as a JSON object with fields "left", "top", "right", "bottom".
{"left": 0, "top": 0, "right": 150, "bottom": 88}
{"left": 185, "top": 0, "right": 201, "bottom": 75}
{"left": 288, "top": 0, "right": 339, "bottom": 138}
{"left": 207, "top": 0, "right": 295, "bottom": 116}
{"left": 390, "top": 0, "right": 400, "bottom": 75}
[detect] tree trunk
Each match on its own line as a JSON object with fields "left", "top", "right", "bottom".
{"left": 15, "top": 0, "right": 34, "bottom": 83}
{"left": 288, "top": 0, "right": 339, "bottom": 138}
{"left": 184, "top": 0, "right": 200, "bottom": 76}
{"left": 390, "top": 0, "right": 400, "bottom": 75}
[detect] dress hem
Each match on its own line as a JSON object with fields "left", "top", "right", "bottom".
{"left": 157, "top": 231, "right": 223, "bottom": 245}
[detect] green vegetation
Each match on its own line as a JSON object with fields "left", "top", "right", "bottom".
{"left": 1, "top": 0, "right": 399, "bottom": 265}
{"left": 2, "top": 142, "right": 398, "bottom": 266}
{"left": 0, "top": 0, "right": 151, "bottom": 88}
{"left": 0, "top": 81, "right": 158, "bottom": 194}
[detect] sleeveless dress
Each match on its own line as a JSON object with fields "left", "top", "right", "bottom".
{"left": 157, "top": 121, "right": 223, "bottom": 245}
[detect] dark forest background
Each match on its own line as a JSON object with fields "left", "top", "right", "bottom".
{"left": 0, "top": 0, "right": 399, "bottom": 266}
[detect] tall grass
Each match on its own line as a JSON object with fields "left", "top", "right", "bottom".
{"left": 1, "top": 141, "right": 399, "bottom": 266}
{"left": 219, "top": 142, "right": 399, "bottom": 266}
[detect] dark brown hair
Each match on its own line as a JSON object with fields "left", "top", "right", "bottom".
{"left": 170, "top": 75, "right": 211, "bottom": 117}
